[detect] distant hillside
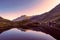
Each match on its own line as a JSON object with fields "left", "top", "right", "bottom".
{"left": 13, "top": 15, "right": 31, "bottom": 22}
{"left": 0, "top": 17, "right": 14, "bottom": 33}
{"left": 0, "top": 17, "right": 11, "bottom": 22}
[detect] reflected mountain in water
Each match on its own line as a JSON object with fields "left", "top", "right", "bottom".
{"left": 0, "top": 28, "right": 56, "bottom": 40}
{"left": 0, "top": 3, "right": 60, "bottom": 40}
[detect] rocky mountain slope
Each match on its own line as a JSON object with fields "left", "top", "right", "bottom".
{"left": 30, "top": 4, "right": 60, "bottom": 23}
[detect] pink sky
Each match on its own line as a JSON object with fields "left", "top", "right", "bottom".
{"left": 0, "top": 0, "right": 60, "bottom": 20}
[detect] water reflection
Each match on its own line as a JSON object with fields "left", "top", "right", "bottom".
{"left": 0, "top": 28, "right": 56, "bottom": 40}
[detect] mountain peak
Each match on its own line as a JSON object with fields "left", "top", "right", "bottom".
{"left": 21, "top": 15, "right": 27, "bottom": 17}
{"left": 13, "top": 15, "right": 30, "bottom": 22}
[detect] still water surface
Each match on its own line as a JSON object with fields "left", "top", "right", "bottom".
{"left": 0, "top": 28, "right": 56, "bottom": 40}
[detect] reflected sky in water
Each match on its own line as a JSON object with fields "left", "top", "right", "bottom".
{"left": 0, "top": 28, "right": 56, "bottom": 40}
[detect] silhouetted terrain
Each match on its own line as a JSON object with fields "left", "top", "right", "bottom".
{"left": 0, "top": 4, "right": 60, "bottom": 40}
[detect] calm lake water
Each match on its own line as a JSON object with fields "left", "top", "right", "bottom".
{"left": 0, "top": 28, "right": 56, "bottom": 40}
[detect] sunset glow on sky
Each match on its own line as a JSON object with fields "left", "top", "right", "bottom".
{"left": 0, "top": 0, "right": 60, "bottom": 20}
